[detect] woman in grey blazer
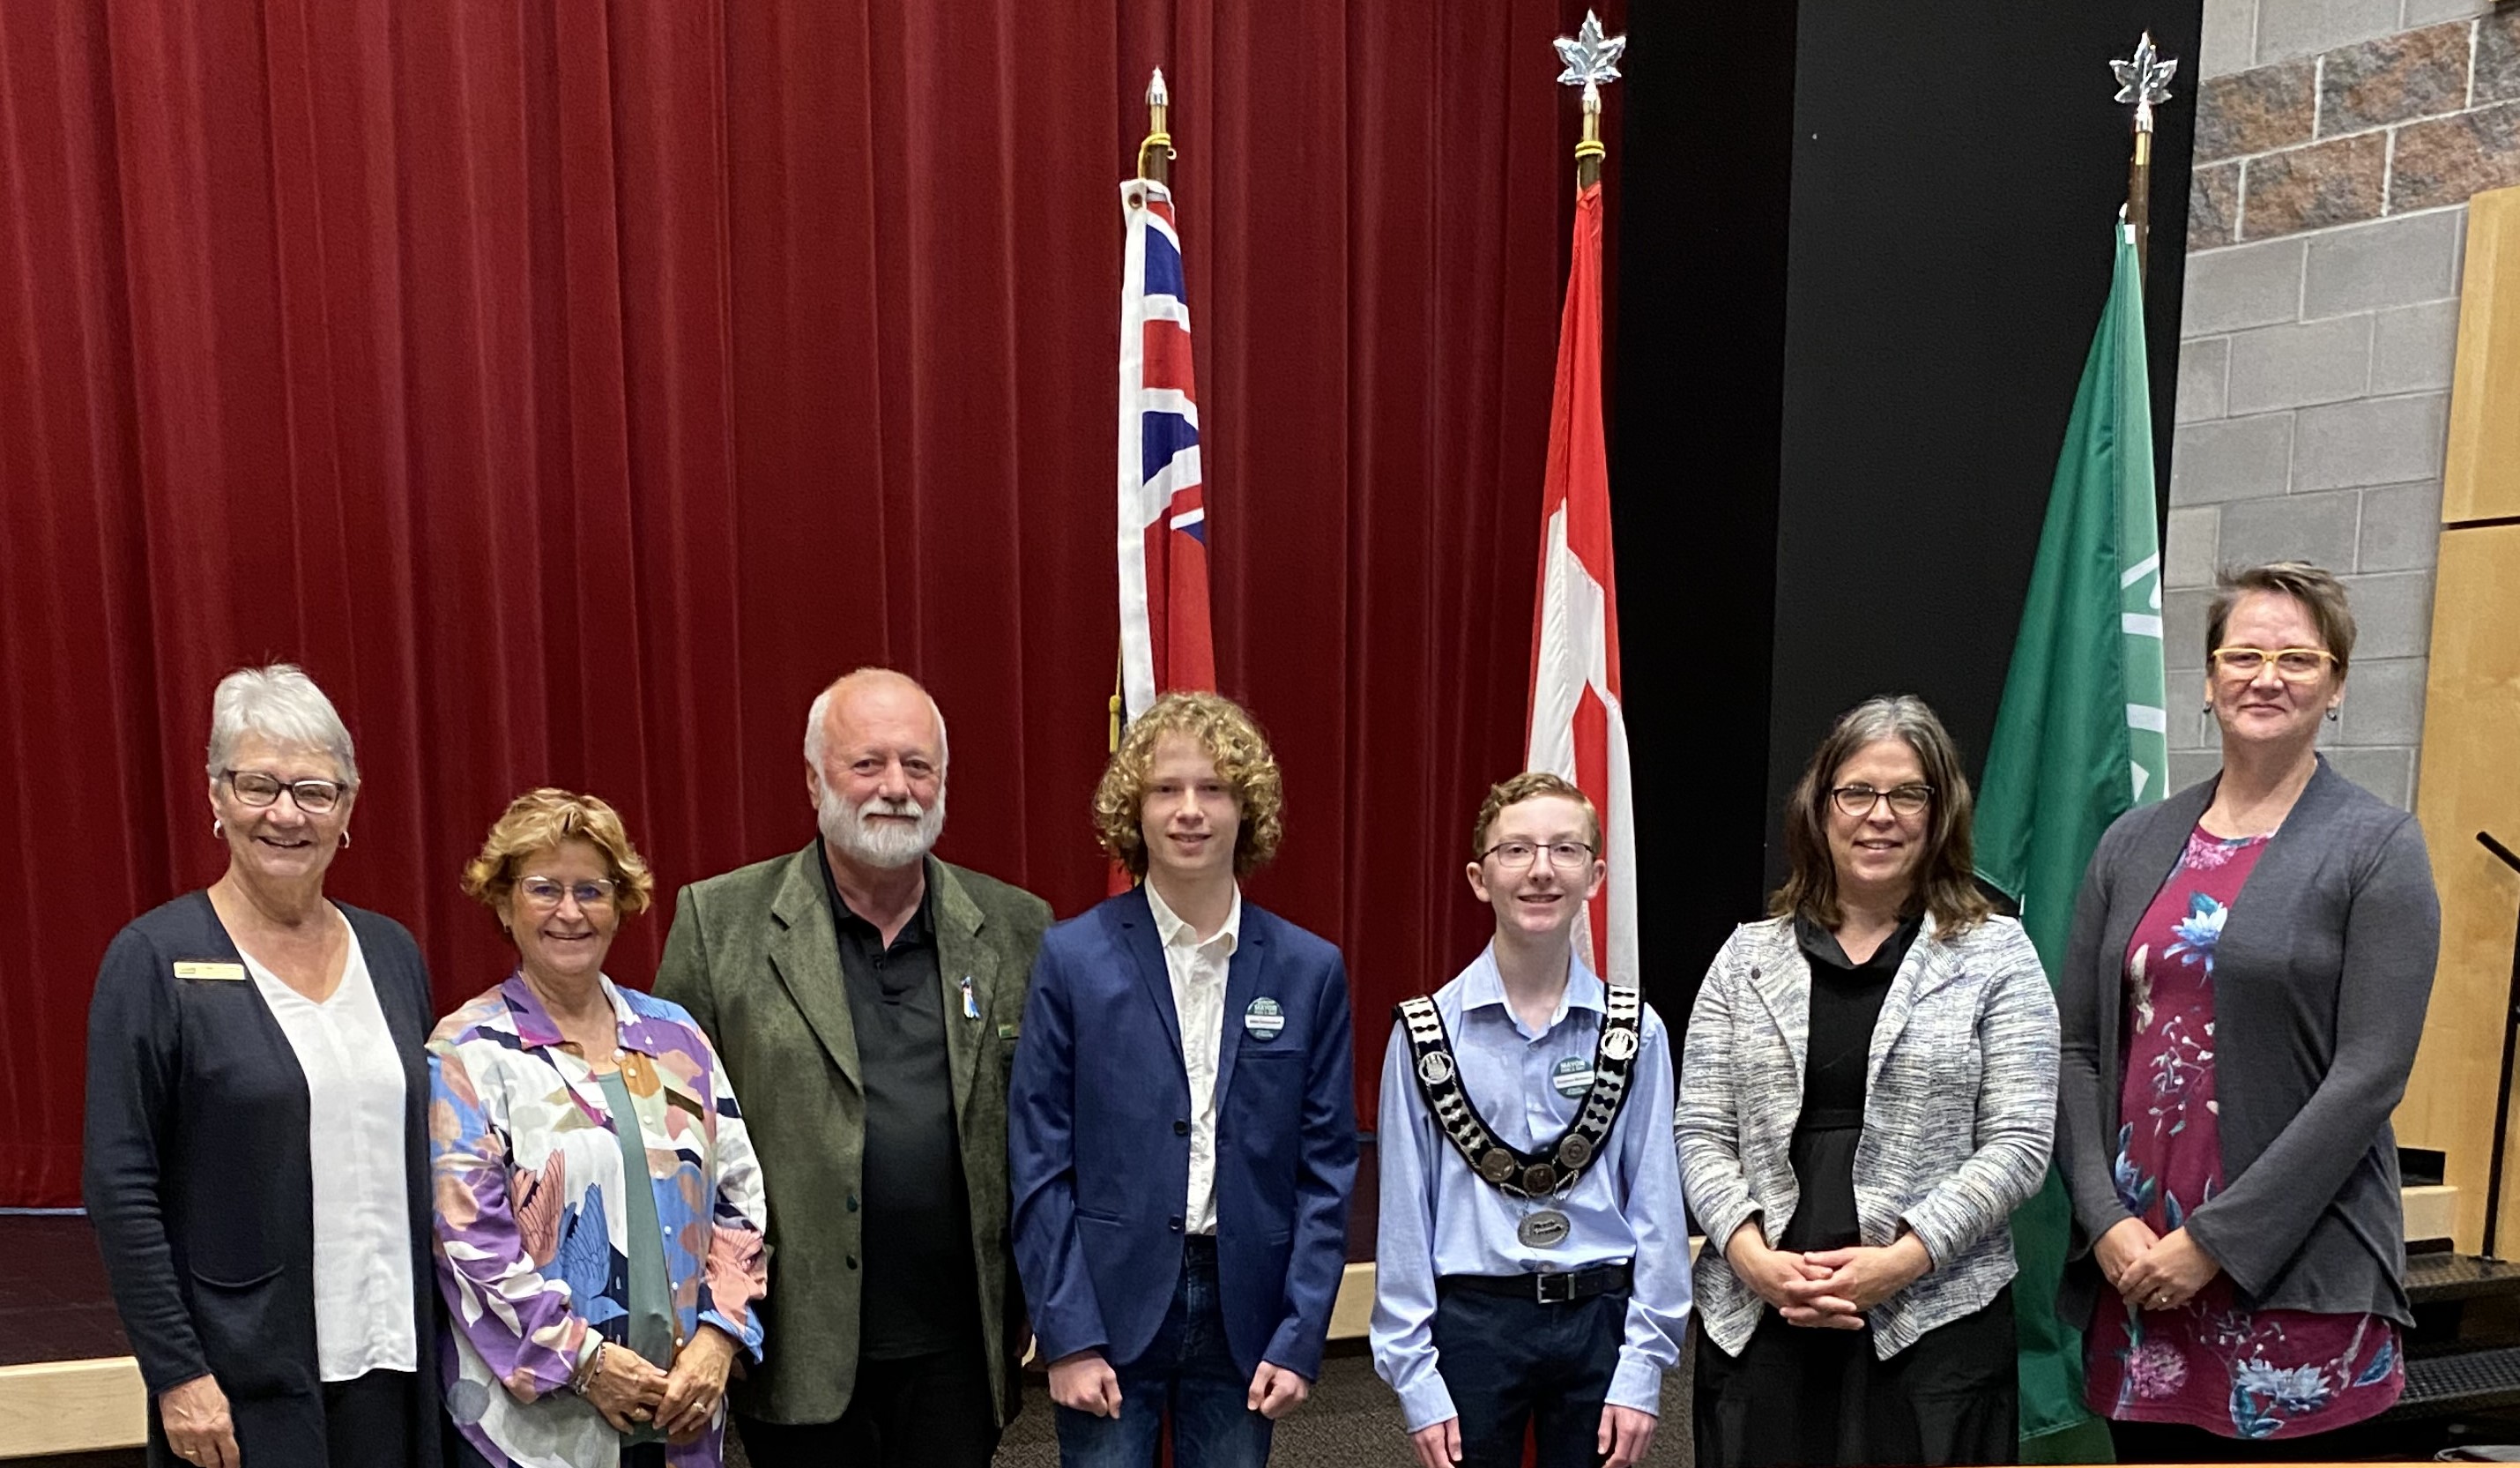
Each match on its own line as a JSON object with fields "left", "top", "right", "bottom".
{"left": 1682, "top": 696, "right": 2059, "bottom": 1467}
{"left": 2055, "top": 563, "right": 2439, "bottom": 1460}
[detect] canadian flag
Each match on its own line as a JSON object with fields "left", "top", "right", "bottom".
{"left": 1525, "top": 179, "right": 1635, "bottom": 988}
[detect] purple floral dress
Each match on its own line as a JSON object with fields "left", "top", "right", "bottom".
{"left": 2084, "top": 827, "right": 2404, "bottom": 1439}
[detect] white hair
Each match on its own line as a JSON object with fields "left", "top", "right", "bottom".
{"left": 205, "top": 664, "right": 358, "bottom": 785}
{"left": 802, "top": 668, "right": 948, "bottom": 771}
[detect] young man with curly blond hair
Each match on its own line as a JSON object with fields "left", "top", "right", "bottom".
{"left": 1010, "top": 690, "right": 1357, "bottom": 1468}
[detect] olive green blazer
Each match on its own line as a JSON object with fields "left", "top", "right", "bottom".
{"left": 654, "top": 842, "right": 1052, "bottom": 1426}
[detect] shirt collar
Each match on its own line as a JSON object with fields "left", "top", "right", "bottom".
{"left": 501, "top": 970, "right": 651, "bottom": 1056}
{"left": 1458, "top": 941, "right": 1603, "bottom": 1034}
{"left": 817, "top": 842, "right": 936, "bottom": 947}
{"left": 1142, "top": 876, "right": 1242, "bottom": 957}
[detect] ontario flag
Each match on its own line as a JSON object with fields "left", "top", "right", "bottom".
{"left": 1117, "top": 175, "right": 1216, "bottom": 720}
{"left": 1527, "top": 180, "right": 1636, "bottom": 988}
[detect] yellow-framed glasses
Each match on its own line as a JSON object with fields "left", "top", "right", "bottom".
{"left": 2210, "top": 645, "right": 2338, "bottom": 680}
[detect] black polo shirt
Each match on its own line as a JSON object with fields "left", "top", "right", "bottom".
{"left": 819, "top": 845, "right": 979, "bottom": 1359}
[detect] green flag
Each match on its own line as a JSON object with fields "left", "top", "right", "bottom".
{"left": 1976, "top": 220, "right": 2168, "bottom": 1464}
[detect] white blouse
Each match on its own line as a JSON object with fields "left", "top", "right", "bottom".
{"left": 241, "top": 920, "right": 419, "bottom": 1379}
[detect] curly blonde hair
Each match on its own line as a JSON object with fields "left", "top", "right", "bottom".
{"left": 460, "top": 788, "right": 657, "bottom": 919}
{"left": 1094, "top": 692, "right": 1284, "bottom": 878}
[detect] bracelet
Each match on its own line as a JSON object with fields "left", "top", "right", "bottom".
{"left": 570, "top": 1339, "right": 609, "bottom": 1397}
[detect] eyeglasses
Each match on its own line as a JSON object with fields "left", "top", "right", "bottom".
{"left": 517, "top": 876, "right": 620, "bottom": 911}
{"left": 223, "top": 769, "right": 347, "bottom": 814}
{"left": 1830, "top": 784, "right": 1933, "bottom": 818}
{"left": 1479, "top": 840, "right": 1597, "bottom": 871}
{"left": 2211, "top": 645, "right": 2338, "bottom": 680}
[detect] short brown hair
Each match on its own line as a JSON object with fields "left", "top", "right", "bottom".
{"left": 461, "top": 788, "right": 657, "bottom": 919}
{"left": 1094, "top": 692, "right": 1285, "bottom": 878}
{"left": 1469, "top": 771, "right": 1600, "bottom": 858}
{"left": 1770, "top": 696, "right": 1992, "bottom": 936}
{"left": 2205, "top": 561, "right": 2356, "bottom": 674}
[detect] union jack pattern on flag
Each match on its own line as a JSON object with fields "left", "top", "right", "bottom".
{"left": 1527, "top": 181, "right": 1636, "bottom": 988}
{"left": 1117, "top": 176, "right": 1216, "bottom": 720}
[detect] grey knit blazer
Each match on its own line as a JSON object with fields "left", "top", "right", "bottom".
{"left": 1678, "top": 912, "right": 2060, "bottom": 1360}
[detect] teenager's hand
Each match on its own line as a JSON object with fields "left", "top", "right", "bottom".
{"left": 1048, "top": 1349, "right": 1122, "bottom": 1418}
{"left": 1597, "top": 1403, "right": 1658, "bottom": 1468}
{"left": 1409, "top": 1417, "right": 1463, "bottom": 1468}
{"left": 1247, "top": 1360, "right": 1310, "bottom": 1420}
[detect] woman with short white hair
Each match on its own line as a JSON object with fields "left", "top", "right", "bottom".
{"left": 85, "top": 663, "right": 441, "bottom": 1468}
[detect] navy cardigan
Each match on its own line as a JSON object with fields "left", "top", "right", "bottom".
{"left": 83, "top": 890, "right": 442, "bottom": 1467}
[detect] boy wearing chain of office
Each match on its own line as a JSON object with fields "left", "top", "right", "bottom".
{"left": 1369, "top": 772, "right": 1691, "bottom": 1468}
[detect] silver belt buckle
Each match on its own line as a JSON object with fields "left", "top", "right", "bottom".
{"left": 1535, "top": 1271, "right": 1578, "bottom": 1305}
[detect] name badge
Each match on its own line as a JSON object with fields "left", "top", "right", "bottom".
{"left": 174, "top": 961, "right": 247, "bottom": 982}
{"left": 1552, "top": 1056, "right": 1595, "bottom": 1099}
{"left": 1243, "top": 996, "right": 1285, "bottom": 1041}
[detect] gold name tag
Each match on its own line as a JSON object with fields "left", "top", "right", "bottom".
{"left": 174, "top": 961, "right": 247, "bottom": 982}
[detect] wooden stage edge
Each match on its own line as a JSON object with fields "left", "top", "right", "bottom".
{"left": 0, "top": 1203, "right": 2454, "bottom": 1459}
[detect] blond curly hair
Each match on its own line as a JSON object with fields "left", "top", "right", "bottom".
{"left": 460, "top": 787, "right": 657, "bottom": 919}
{"left": 1094, "top": 691, "right": 1284, "bottom": 878}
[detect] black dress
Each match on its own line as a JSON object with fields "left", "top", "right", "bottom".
{"left": 1693, "top": 915, "right": 2018, "bottom": 1468}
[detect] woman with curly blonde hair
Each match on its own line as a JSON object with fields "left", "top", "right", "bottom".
{"left": 1011, "top": 690, "right": 1357, "bottom": 1468}
{"left": 427, "top": 788, "right": 769, "bottom": 1468}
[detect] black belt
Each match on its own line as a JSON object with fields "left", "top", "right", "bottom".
{"left": 1438, "top": 1260, "right": 1632, "bottom": 1305}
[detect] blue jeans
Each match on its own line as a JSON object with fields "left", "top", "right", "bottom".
{"left": 1055, "top": 1236, "right": 1273, "bottom": 1468}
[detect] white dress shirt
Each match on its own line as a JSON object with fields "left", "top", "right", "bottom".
{"left": 241, "top": 921, "right": 418, "bottom": 1380}
{"left": 1142, "top": 878, "right": 1243, "bottom": 1236}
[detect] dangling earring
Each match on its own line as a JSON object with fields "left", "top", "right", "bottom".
{"left": 212, "top": 817, "right": 224, "bottom": 839}
{"left": 2197, "top": 702, "right": 2214, "bottom": 743}
{"left": 339, "top": 829, "right": 352, "bottom": 850}
{"left": 2324, "top": 705, "right": 2340, "bottom": 723}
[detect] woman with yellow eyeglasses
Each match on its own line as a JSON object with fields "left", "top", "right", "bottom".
{"left": 2054, "top": 562, "right": 2442, "bottom": 1460}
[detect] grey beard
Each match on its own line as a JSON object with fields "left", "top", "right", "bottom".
{"left": 820, "top": 788, "right": 945, "bottom": 869}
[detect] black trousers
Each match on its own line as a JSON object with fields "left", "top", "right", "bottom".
{"left": 1693, "top": 1290, "right": 2018, "bottom": 1468}
{"left": 735, "top": 1338, "right": 1000, "bottom": 1468}
{"left": 1428, "top": 1283, "right": 1628, "bottom": 1468}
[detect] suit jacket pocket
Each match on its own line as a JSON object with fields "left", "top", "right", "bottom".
{"left": 190, "top": 1266, "right": 304, "bottom": 1399}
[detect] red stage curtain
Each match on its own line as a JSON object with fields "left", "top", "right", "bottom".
{"left": 0, "top": 0, "right": 1611, "bottom": 1208}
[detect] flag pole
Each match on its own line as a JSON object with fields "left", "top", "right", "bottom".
{"left": 1114, "top": 68, "right": 1171, "bottom": 760}
{"left": 2113, "top": 33, "right": 2178, "bottom": 288}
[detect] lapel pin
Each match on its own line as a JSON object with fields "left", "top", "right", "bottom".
{"left": 959, "top": 975, "right": 980, "bottom": 1021}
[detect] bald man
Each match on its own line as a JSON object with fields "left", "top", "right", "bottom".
{"left": 656, "top": 669, "right": 1052, "bottom": 1468}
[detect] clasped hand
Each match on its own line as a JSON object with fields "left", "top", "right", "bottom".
{"left": 1725, "top": 1222, "right": 1931, "bottom": 1330}
{"left": 2097, "top": 1217, "right": 2219, "bottom": 1312}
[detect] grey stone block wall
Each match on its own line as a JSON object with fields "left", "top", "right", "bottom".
{"left": 2167, "top": 205, "right": 2461, "bottom": 811}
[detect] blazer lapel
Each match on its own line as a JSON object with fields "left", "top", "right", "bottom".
{"left": 1115, "top": 885, "right": 1186, "bottom": 1065}
{"left": 1866, "top": 918, "right": 1944, "bottom": 1093}
{"left": 766, "top": 846, "right": 862, "bottom": 1094}
{"left": 928, "top": 859, "right": 986, "bottom": 1121}
{"left": 1215, "top": 913, "right": 1271, "bottom": 1104}
{"left": 1741, "top": 925, "right": 1810, "bottom": 1082}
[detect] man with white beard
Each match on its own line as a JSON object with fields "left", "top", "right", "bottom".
{"left": 656, "top": 667, "right": 1052, "bottom": 1468}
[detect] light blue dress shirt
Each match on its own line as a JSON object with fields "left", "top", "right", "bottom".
{"left": 1369, "top": 944, "right": 1692, "bottom": 1432}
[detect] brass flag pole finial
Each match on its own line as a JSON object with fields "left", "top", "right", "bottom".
{"left": 1134, "top": 68, "right": 1173, "bottom": 190}
{"left": 1554, "top": 11, "right": 1625, "bottom": 187}
{"left": 2113, "top": 32, "right": 2179, "bottom": 284}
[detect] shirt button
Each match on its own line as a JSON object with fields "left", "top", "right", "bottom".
{"left": 847, "top": 1193, "right": 860, "bottom": 1211}
{"left": 1174, "top": 1119, "right": 1189, "bottom": 1136}
{"left": 846, "top": 1254, "right": 859, "bottom": 1270}
{"left": 1168, "top": 1216, "right": 1184, "bottom": 1233}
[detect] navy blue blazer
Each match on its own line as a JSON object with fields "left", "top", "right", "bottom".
{"left": 1008, "top": 886, "right": 1357, "bottom": 1381}
{"left": 83, "top": 891, "right": 441, "bottom": 1468}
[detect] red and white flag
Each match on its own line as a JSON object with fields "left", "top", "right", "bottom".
{"left": 1117, "top": 175, "right": 1216, "bottom": 719}
{"left": 1526, "top": 180, "right": 1635, "bottom": 987}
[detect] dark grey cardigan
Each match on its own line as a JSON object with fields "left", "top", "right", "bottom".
{"left": 2055, "top": 756, "right": 2440, "bottom": 1330}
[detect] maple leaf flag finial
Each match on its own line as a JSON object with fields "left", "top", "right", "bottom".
{"left": 2113, "top": 32, "right": 2178, "bottom": 133}
{"left": 1555, "top": 10, "right": 1626, "bottom": 114}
